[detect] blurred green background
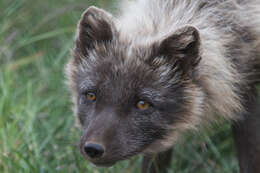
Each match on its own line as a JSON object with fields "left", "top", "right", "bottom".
{"left": 0, "top": 0, "right": 239, "bottom": 172}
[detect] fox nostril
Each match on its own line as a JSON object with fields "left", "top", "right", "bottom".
{"left": 84, "top": 143, "right": 104, "bottom": 159}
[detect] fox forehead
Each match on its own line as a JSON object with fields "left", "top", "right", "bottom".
{"left": 74, "top": 42, "right": 174, "bottom": 86}
{"left": 76, "top": 60, "right": 170, "bottom": 98}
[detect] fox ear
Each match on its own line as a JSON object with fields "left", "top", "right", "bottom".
{"left": 155, "top": 26, "right": 201, "bottom": 74}
{"left": 75, "top": 6, "right": 116, "bottom": 56}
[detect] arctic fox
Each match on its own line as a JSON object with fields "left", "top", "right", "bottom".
{"left": 66, "top": 0, "right": 260, "bottom": 172}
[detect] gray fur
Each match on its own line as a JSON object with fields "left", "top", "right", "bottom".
{"left": 66, "top": 0, "right": 260, "bottom": 168}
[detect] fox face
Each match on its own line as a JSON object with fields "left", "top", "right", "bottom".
{"left": 66, "top": 6, "right": 203, "bottom": 166}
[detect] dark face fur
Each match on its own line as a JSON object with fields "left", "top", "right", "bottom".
{"left": 67, "top": 6, "right": 201, "bottom": 166}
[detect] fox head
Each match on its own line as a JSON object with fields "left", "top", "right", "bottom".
{"left": 66, "top": 6, "right": 204, "bottom": 166}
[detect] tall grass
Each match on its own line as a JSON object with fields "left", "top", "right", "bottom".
{"left": 0, "top": 0, "right": 239, "bottom": 172}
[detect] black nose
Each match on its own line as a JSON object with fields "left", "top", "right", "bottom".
{"left": 84, "top": 143, "right": 104, "bottom": 159}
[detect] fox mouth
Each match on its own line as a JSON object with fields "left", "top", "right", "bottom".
{"left": 91, "top": 160, "right": 117, "bottom": 167}
{"left": 86, "top": 151, "right": 140, "bottom": 168}
{"left": 82, "top": 142, "right": 157, "bottom": 168}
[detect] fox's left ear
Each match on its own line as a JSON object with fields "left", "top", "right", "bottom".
{"left": 153, "top": 26, "right": 201, "bottom": 74}
{"left": 75, "top": 6, "right": 117, "bottom": 57}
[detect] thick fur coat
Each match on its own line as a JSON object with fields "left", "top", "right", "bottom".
{"left": 66, "top": 0, "right": 260, "bottom": 171}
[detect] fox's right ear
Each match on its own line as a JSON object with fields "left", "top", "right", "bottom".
{"left": 149, "top": 26, "right": 201, "bottom": 76}
{"left": 75, "top": 6, "right": 116, "bottom": 57}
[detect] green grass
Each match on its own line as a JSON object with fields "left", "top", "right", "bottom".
{"left": 0, "top": 0, "right": 239, "bottom": 172}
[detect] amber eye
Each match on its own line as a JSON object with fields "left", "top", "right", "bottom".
{"left": 86, "top": 92, "right": 96, "bottom": 101}
{"left": 136, "top": 100, "right": 150, "bottom": 110}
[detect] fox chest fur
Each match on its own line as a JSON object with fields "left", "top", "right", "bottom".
{"left": 66, "top": 0, "right": 260, "bottom": 172}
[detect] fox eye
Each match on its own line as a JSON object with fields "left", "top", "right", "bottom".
{"left": 136, "top": 100, "right": 150, "bottom": 110}
{"left": 86, "top": 92, "right": 96, "bottom": 101}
